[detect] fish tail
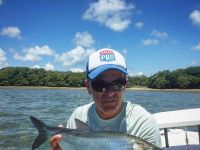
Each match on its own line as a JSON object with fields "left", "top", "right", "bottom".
{"left": 30, "top": 116, "right": 48, "bottom": 150}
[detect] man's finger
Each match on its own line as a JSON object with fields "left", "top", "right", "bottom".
{"left": 50, "top": 134, "right": 62, "bottom": 150}
{"left": 58, "top": 124, "right": 64, "bottom": 127}
{"left": 50, "top": 124, "right": 63, "bottom": 150}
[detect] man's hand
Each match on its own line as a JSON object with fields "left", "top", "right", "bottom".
{"left": 50, "top": 125, "right": 63, "bottom": 150}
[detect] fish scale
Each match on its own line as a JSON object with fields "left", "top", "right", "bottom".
{"left": 61, "top": 131, "right": 134, "bottom": 150}
{"left": 30, "top": 116, "right": 163, "bottom": 150}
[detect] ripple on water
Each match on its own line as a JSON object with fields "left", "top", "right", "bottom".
{"left": 1, "top": 88, "right": 200, "bottom": 149}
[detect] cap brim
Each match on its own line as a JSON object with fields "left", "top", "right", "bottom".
{"left": 88, "top": 64, "right": 128, "bottom": 80}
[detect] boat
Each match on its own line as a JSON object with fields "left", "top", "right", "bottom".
{"left": 153, "top": 108, "right": 200, "bottom": 150}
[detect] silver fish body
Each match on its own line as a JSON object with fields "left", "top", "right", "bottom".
{"left": 30, "top": 116, "right": 163, "bottom": 150}
{"left": 60, "top": 130, "right": 159, "bottom": 150}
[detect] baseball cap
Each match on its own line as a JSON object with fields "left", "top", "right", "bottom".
{"left": 86, "top": 48, "right": 128, "bottom": 80}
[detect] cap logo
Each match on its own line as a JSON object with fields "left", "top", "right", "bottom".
{"left": 99, "top": 50, "right": 115, "bottom": 62}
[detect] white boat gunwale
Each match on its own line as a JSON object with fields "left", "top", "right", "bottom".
{"left": 153, "top": 108, "right": 200, "bottom": 148}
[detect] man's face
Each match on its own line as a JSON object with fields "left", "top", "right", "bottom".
{"left": 88, "top": 70, "right": 127, "bottom": 119}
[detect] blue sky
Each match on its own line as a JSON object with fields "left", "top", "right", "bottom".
{"left": 0, "top": 0, "right": 200, "bottom": 76}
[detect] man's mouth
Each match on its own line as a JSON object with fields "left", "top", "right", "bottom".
{"left": 101, "top": 95, "right": 118, "bottom": 105}
{"left": 102, "top": 97, "right": 117, "bottom": 104}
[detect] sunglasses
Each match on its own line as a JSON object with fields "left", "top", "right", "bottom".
{"left": 91, "top": 78, "right": 126, "bottom": 92}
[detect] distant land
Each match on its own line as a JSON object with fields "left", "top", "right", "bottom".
{"left": 0, "top": 66, "right": 199, "bottom": 89}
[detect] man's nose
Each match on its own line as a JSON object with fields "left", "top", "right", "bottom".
{"left": 103, "top": 88, "right": 115, "bottom": 97}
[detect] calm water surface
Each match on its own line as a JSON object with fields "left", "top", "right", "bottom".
{"left": 0, "top": 88, "right": 200, "bottom": 150}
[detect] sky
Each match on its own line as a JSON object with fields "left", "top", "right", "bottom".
{"left": 0, "top": 0, "right": 200, "bottom": 76}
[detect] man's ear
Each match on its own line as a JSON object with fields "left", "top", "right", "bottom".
{"left": 125, "top": 77, "right": 128, "bottom": 87}
{"left": 84, "top": 79, "right": 92, "bottom": 94}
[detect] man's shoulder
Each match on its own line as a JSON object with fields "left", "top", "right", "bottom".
{"left": 125, "top": 101, "right": 150, "bottom": 116}
{"left": 72, "top": 102, "right": 94, "bottom": 118}
{"left": 125, "top": 101, "right": 161, "bottom": 147}
{"left": 67, "top": 102, "right": 94, "bottom": 128}
{"left": 124, "top": 101, "right": 153, "bottom": 125}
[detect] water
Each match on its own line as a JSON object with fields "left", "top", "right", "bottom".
{"left": 0, "top": 88, "right": 200, "bottom": 150}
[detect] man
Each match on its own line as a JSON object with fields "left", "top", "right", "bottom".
{"left": 51, "top": 48, "right": 161, "bottom": 150}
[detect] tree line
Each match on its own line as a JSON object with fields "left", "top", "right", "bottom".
{"left": 0, "top": 66, "right": 199, "bottom": 89}
{"left": 128, "top": 66, "right": 200, "bottom": 89}
{"left": 0, "top": 67, "right": 85, "bottom": 87}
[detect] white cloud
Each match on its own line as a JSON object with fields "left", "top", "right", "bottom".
{"left": 1, "top": 26, "right": 21, "bottom": 39}
{"left": 14, "top": 45, "right": 55, "bottom": 61}
{"left": 0, "top": 49, "right": 6, "bottom": 62}
{"left": 0, "top": 48, "right": 9, "bottom": 69}
{"left": 192, "top": 61, "right": 196, "bottom": 65}
{"left": 14, "top": 53, "right": 38, "bottom": 61}
{"left": 191, "top": 42, "right": 200, "bottom": 51}
{"left": 190, "top": 10, "right": 200, "bottom": 26}
{"left": 128, "top": 71, "right": 144, "bottom": 77}
{"left": 73, "top": 31, "right": 95, "bottom": 47}
{"left": 137, "top": 72, "right": 144, "bottom": 76}
{"left": 56, "top": 46, "right": 95, "bottom": 67}
{"left": 32, "top": 65, "right": 40, "bottom": 69}
{"left": 71, "top": 68, "right": 84, "bottom": 72}
{"left": 134, "top": 22, "right": 144, "bottom": 29}
{"left": 83, "top": 0, "right": 134, "bottom": 32}
{"left": 151, "top": 30, "right": 168, "bottom": 38}
{"left": 0, "top": 0, "right": 3, "bottom": 5}
{"left": 45, "top": 63, "right": 54, "bottom": 71}
{"left": 141, "top": 39, "right": 159, "bottom": 46}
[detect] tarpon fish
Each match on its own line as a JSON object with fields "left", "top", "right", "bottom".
{"left": 30, "top": 116, "right": 163, "bottom": 150}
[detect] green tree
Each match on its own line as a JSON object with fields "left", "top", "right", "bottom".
{"left": 0, "top": 66, "right": 199, "bottom": 89}
{"left": 176, "top": 76, "right": 190, "bottom": 89}
{"left": 68, "top": 76, "right": 83, "bottom": 87}
{"left": 127, "top": 75, "right": 148, "bottom": 87}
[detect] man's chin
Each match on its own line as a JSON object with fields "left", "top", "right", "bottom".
{"left": 101, "top": 104, "right": 117, "bottom": 114}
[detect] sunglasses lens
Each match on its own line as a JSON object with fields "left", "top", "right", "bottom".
{"left": 91, "top": 78, "right": 126, "bottom": 92}
{"left": 111, "top": 78, "right": 126, "bottom": 91}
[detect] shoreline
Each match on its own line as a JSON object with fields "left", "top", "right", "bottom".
{"left": 0, "top": 86, "right": 200, "bottom": 92}
{"left": 127, "top": 87, "right": 200, "bottom": 92}
{"left": 0, "top": 86, "right": 85, "bottom": 90}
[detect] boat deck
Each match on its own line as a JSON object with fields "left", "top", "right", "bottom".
{"left": 153, "top": 108, "right": 200, "bottom": 149}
